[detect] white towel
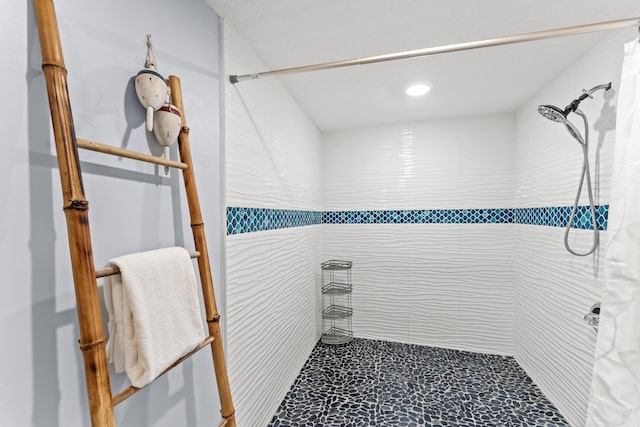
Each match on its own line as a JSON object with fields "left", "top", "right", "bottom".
{"left": 103, "top": 247, "right": 206, "bottom": 388}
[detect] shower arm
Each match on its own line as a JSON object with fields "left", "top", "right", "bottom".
{"left": 564, "top": 83, "right": 612, "bottom": 115}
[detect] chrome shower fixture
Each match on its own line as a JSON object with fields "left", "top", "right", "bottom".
{"left": 537, "top": 82, "right": 611, "bottom": 256}
{"left": 538, "top": 82, "right": 611, "bottom": 124}
{"left": 537, "top": 105, "right": 567, "bottom": 122}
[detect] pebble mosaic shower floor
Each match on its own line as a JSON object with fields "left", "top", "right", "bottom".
{"left": 267, "top": 338, "right": 569, "bottom": 427}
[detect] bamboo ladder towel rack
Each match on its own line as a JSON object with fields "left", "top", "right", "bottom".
{"left": 33, "top": 0, "right": 236, "bottom": 425}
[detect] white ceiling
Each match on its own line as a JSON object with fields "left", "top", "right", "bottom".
{"left": 207, "top": 0, "right": 639, "bottom": 132}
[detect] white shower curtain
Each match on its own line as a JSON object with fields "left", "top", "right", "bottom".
{"left": 587, "top": 37, "right": 640, "bottom": 427}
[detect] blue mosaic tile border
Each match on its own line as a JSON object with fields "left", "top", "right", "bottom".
{"left": 514, "top": 205, "right": 608, "bottom": 230}
{"left": 226, "top": 207, "right": 322, "bottom": 235}
{"left": 227, "top": 206, "right": 608, "bottom": 234}
{"left": 323, "top": 208, "right": 513, "bottom": 225}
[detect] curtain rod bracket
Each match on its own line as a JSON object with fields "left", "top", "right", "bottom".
{"left": 229, "top": 73, "right": 260, "bottom": 84}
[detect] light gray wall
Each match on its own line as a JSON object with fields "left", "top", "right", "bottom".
{"left": 1, "top": 1, "right": 223, "bottom": 426}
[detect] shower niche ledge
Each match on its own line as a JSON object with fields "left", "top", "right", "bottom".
{"left": 321, "top": 260, "right": 353, "bottom": 345}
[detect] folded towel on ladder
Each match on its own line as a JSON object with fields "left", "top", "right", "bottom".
{"left": 103, "top": 247, "right": 206, "bottom": 388}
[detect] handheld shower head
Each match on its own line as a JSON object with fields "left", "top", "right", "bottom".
{"left": 538, "top": 105, "right": 567, "bottom": 123}
{"left": 538, "top": 82, "right": 612, "bottom": 124}
{"left": 538, "top": 104, "right": 583, "bottom": 143}
{"left": 535, "top": 83, "right": 609, "bottom": 256}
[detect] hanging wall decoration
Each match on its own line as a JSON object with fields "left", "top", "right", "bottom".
{"left": 134, "top": 35, "right": 182, "bottom": 174}
{"left": 153, "top": 103, "right": 182, "bottom": 174}
{"left": 134, "top": 35, "right": 169, "bottom": 132}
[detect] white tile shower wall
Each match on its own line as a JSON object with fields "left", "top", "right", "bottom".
{"left": 322, "top": 115, "right": 516, "bottom": 355}
{"left": 225, "top": 227, "right": 321, "bottom": 427}
{"left": 513, "top": 28, "right": 636, "bottom": 426}
{"left": 324, "top": 116, "right": 516, "bottom": 210}
{"left": 224, "top": 30, "right": 322, "bottom": 210}
{"left": 513, "top": 227, "right": 604, "bottom": 426}
{"left": 323, "top": 224, "right": 516, "bottom": 354}
{"left": 223, "top": 22, "right": 323, "bottom": 427}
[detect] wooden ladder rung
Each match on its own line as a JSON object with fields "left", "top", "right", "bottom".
{"left": 77, "top": 138, "right": 188, "bottom": 170}
{"left": 96, "top": 251, "right": 201, "bottom": 278}
{"left": 112, "top": 335, "right": 215, "bottom": 406}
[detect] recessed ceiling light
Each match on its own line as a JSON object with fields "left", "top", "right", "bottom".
{"left": 405, "top": 83, "right": 431, "bottom": 97}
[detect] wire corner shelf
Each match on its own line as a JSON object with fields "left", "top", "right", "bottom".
{"left": 321, "top": 260, "right": 353, "bottom": 345}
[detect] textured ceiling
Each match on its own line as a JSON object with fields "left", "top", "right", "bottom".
{"left": 207, "top": 0, "right": 640, "bottom": 131}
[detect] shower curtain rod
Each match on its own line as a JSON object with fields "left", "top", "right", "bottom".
{"left": 229, "top": 16, "right": 640, "bottom": 83}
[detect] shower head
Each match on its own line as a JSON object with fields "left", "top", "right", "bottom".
{"left": 538, "top": 82, "right": 611, "bottom": 144}
{"left": 538, "top": 104, "right": 584, "bottom": 143}
{"left": 538, "top": 82, "right": 612, "bottom": 124}
{"left": 538, "top": 105, "right": 567, "bottom": 123}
